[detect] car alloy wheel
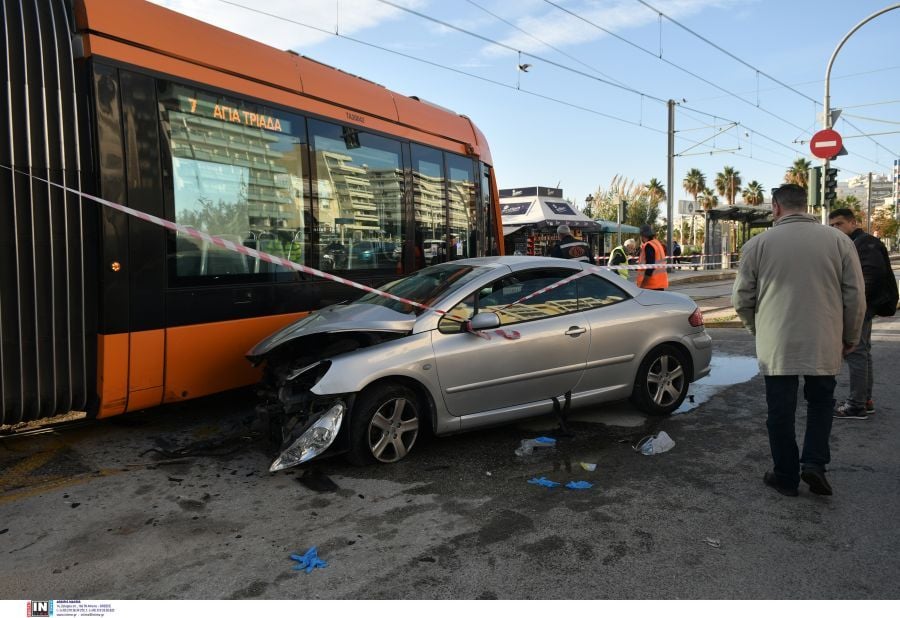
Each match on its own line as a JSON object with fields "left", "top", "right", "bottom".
{"left": 631, "top": 344, "right": 689, "bottom": 415}
{"left": 348, "top": 384, "right": 421, "bottom": 464}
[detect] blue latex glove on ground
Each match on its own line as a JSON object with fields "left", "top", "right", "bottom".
{"left": 290, "top": 546, "right": 328, "bottom": 573}
{"left": 566, "top": 481, "right": 592, "bottom": 490}
{"left": 534, "top": 436, "right": 557, "bottom": 445}
{"left": 527, "top": 476, "right": 561, "bottom": 488}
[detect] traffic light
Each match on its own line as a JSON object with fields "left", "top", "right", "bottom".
{"left": 807, "top": 166, "right": 822, "bottom": 208}
{"left": 526, "top": 235, "right": 535, "bottom": 255}
{"left": 619, "top": 200, "right": 628, "bottom": 222}
{"left": 824, "top": 167, "right": 838, "bottom": 205}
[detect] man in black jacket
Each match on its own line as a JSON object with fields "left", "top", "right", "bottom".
{"left": 828, "top": 208, "right": 890, "bottom": 418}
{"left": 550, "top": 224, "right": 594, "bottom": 263}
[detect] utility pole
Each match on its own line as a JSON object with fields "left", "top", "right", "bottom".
{"left": 822, "top": 4, "right": 900, "bottom": 223}
{"left": 866, "top": 172, "right": 873, "bottom": 231}
{"left": 667, "top": 100, "right": 675, "bottom": 258}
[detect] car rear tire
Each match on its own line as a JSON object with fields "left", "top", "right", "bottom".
{"left": 347, "top": 383, "right": 422, "bottom": 465}
{"left": 631, "top": 344, "right": 689, "bottom": 415}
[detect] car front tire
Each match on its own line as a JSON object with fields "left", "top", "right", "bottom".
{"left": 631, "top": 344, "right": 689, "bottom": 415}
{"left": 347, "top": 383, "right": 422, "bottom": 465}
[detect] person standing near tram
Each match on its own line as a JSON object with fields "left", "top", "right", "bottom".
{"left": 550, "top": 224, "right": 594, "bottom": 264}
{"left": 608, "top": 238, "right": 635, "bottom": 279}
{"left": 636, "top": 225, "right": 668, "bottom": 290}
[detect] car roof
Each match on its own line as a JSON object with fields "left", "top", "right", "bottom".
{"left": 452, "top": 255, "right": 589, "bottom": 272}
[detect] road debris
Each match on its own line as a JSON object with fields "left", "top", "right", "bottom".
{"left": 527, "top": 476, "right": 561, "bottom": 488}
{"left": 635, "top": 431, "right": 676, "bottom": 455}
{"left": 565, "top": 481, "right": 592, "bottom": 490}
{"left": 516, "top": 436, "right": 557, "bottom": 456}
{"left": 290, "top": 546, "right": 328, "bottom": 573}
{"left": 704, "top": 537, "right": 721, "bottom": 548}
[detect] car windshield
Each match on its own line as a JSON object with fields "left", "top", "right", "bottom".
{"left": 352, "top": 263, "right": 487, "bottom": 315}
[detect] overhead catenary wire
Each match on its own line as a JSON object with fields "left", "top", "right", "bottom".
{"left": 215, "top": 0, "right": 869, "bottom": 178}
{"left": 540, "top": 0, "right": 814, "bottom": 136}
{"left": 372, "top": 0, "right": 669, "bottom": 104}
{"left": 635, "top": 0, "right": 899, "bottom": 164}
{"left": 215, "top": 0, "right": 670, "bottom": 132}
{"left": 464, "top": 0, "right": 629, "bottom": 89}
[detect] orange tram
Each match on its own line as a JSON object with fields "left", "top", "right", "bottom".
{"left": 0, "top": 0, "right": 503, "bottom": 426}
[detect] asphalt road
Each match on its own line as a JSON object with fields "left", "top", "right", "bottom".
{"left": 2, "top": 318, "right": 898, "bottom": 599}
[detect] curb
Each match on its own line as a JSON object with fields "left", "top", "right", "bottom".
{"left": 669, "top": 271, "right": 736, "bottom": 286}
{"left": 704, "top": 321, "right": 744, "bottom": 329}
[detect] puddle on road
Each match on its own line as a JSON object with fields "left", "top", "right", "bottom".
{"left": 673, "top": 355, "right": 759, "bottom": 415}
{"left": 517, "top": 355, "right": 759, "bottom": 430}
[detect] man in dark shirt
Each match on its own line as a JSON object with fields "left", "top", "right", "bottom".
{"left": 550, "top": 224, "right": 593, "bottom": 263}
{"left": 828, "top": 208, "right": 892, "bottom": 418}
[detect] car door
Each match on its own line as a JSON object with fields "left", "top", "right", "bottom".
{"left": 431, "top": 267, "right": 589, "bottom": 416}
{"left": 574, "top": 273, "right": 648, "bottom": 393}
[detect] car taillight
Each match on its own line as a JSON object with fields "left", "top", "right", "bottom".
{"left": 689, "top": 308, "right": 704, "bottom": 327}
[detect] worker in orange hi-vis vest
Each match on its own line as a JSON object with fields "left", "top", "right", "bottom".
{"left": 636, "top": 224, "right": 669, "bottom": 290}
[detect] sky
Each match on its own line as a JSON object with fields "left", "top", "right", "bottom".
{"left": 148, "top": 0, "right": 900, "bottom": 210}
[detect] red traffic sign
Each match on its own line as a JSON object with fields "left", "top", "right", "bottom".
{"left": 810, "top": 128, "right": 843, "bottom": 159}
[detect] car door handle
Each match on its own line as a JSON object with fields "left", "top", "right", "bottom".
{"left": 565, "top": 326, "right": 586, "bottom": 337}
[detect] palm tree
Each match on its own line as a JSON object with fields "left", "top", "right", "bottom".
{"left": 682, "top": 168, "right": 706, "bottom": 203}
{"left": 742, "top": 181, "right": 764, "bottom": 206}
{"left": 645, "top": 178, "right": 666, "bottom": 205}
{"left": 699, "top": 188, "right": 718, "bottom": 210}
{"left": 785, "top": 158, "right": 812, "bottom": 188}
{"left": 683, "top": 168, "right": 706, "bottom": 245}
{"left": 715, "top": 166, "right": 742, "bottom": 205}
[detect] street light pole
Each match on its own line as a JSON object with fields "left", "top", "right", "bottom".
{"left": 822, "top": 3, "right": 900, "bottom": 223}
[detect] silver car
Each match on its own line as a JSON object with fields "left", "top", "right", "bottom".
{"left": 248, "top": 256, "right": 712, "bottom": 470}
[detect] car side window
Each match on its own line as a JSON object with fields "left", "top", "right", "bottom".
{"left": 577, "top": 274, "right": 629, "bottom": 310}
{"left": 476, "top": 268, "right": 579, "bottom": 326}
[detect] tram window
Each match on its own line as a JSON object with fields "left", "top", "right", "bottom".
{"left": 446, "top": 153, "right": 476, "bottom": 260}
{"left": 158, "top": 81, "right": 309, "bottom": 283}
{"left": 309, "top": 119, "right": 403, "bottom": 272}
{"left": 410, "top": 145, "right": 446, "bottom": 269}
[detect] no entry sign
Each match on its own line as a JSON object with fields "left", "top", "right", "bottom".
{"left": 810, "top": 129, "right": 843, "bottom": 159}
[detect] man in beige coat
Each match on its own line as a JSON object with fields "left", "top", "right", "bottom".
{"left": 733, "top": 184, "right": 865, "bottom": 497}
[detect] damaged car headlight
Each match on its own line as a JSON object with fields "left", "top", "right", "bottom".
{"left": 269, "top": 401, "right": 346, "bottom": 472}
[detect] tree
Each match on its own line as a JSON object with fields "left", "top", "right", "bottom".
{"left": 645, "top": 178, "right": 666, "bottom": 205}
{"left": 784, "top": 158, "right": 812, "bottom": 188}
{"left": 682, "top": 168, "right": 706, "bottom": 246}
{"left": 833, "top": 195, "right": 863, "bottom": 225}
{"left": 715, "top": 166, "right": 742, "bottom": 205}
{"left": 588, "top": 175, "right": 661, "bottom": 228}
{"left": 699, "top": 188, "right": 718, "bottom": 210}
{"left": 871, "top": 206, "right": 898, "bottom": 241}
{"left": 682, "top": 168, "right": 706, "bottom": 203}
{"left": 742, "top": 180, "right": 764, "bottom": 206}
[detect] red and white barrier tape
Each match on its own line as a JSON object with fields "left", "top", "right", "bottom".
{"left": 2, "top": 165, "right": 526, "bottom": 339}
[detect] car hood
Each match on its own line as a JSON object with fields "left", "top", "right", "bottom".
{"left": 247, "top": 303, "right": 417, "bottom": 359}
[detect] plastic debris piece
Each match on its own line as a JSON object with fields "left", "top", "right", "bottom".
{"left": 704, "top": 537, "right": 721, "bottom": 548}
{"left": 290, "top": 546, "right": 328, "bottom": 573}
{"left": 635, "top": 431, "right": 676, "bottom": 455}
{"left": 485, "top": 471, "right": 492, "bottom": 476}
{"left": 516, "top": 438, "right": 557, "bottom": 456}
{"left": 578, "top": 462, "right": 597, "bottom": 472}
{"left": 565, "top": 481, "right": 592, "bottom": 490}
{"left": 527, "top": 476, "right": 561, "bottom": 488}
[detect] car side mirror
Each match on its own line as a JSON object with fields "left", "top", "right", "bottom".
{"left": 469, "top": 312, "right": 500, "bottom": 330}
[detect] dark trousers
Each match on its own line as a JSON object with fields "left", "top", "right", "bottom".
{"left": 763, "top": 375, "right": 836, "bottom": 488}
